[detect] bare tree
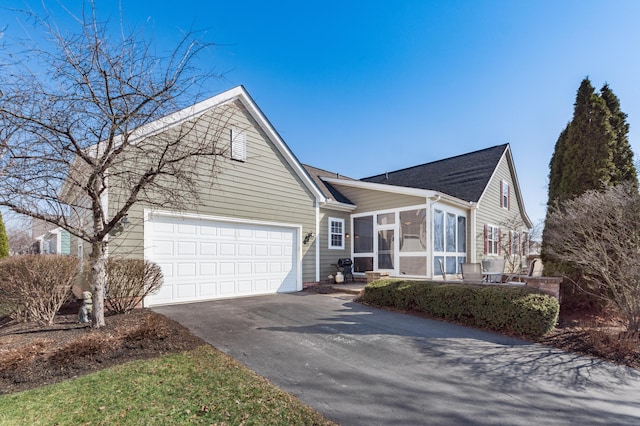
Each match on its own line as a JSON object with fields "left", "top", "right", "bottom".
{"left": 0, "top": 2, "right": 226, "bottom": 327}
{"left": 544, "top": 183, "right": 640, "bottom": 333}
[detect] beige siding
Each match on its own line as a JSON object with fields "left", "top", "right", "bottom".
{"left": 475, "top": 155, "right": 529, "bottom": 264}
{"left": 336, "top": 185, "right": 425, "bottom": 214}
{"left": 107, "top": 100, "right": 318, "bottom": 282}
{"left": 318, "top": 209, "right": 351, "bottom": 281}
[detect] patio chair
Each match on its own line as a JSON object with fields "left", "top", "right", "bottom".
{"left": 481, "top": 259, "right": 505, "bottom": 283}
{"left": 461, "top": 263, "right": 483, "bottom": 282}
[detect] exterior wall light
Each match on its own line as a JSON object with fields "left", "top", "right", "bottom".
{"left": 303, "top": 232, "right": 315, "bottom": 245}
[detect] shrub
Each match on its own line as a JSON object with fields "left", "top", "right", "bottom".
{"left": 105, "top": 258, "right": 163, "bottom": 314}
{"left": 362, "top": 279, "right": 559, "bottom": 338}
{"left": 0, "top": 255, "right": 79, "bottom": 325}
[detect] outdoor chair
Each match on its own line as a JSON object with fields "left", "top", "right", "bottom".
{"left": 461, "top": 263, "right": 484, "bottom": 282}
{"left": 481, "top": 259, "right": 506, "bottom": 283}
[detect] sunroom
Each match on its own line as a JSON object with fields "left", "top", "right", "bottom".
{"left": 321, "top": 178, "right": 476, "bottom": 280}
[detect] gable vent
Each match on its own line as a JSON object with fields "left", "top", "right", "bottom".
{"left": 231, "top": 129, "right": 246, "bottom": 162}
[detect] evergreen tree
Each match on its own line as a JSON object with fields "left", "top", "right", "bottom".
{"left": 542, "top": 78, "right": 638, "bottom": 308}
{"left": 600, "top": 83, "right": 639, "bottom": 188}
{"left": 0, "top": 212, "right": 9, "bottom": 258}
{"left": 547, "top": 123, "right": 569, "bottom": 205}
{"left": 556, "top": 78, "right": 616, "bottom": 201}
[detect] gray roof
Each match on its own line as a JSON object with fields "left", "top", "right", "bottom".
{"left": 360, "top": 144, "right": 509, "bottom": 202}
{"left": 302, "top": 164, "right": 356, "bottom": 205}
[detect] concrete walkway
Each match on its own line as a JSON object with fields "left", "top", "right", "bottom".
{"left": 154, "top": 293, "right": 640, "bottom": 425}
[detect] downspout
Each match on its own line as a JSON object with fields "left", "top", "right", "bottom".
{"left": 315, "top": 202, "right": 320, "bottom": 282}
{"left": 470, "top": 203, "right": 478, "bottom": 263}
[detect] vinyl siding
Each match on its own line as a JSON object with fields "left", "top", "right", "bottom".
{"left": 335, "top": 185, "right": 425, "bottom": 214}
{"left": 475, "top": 154, "right": 528, "bottom": 262}
{"left": 60, "top": 230, "right": 71, "bottom": 255}
{"left": 107, "top": 99, "right": 318, "bottom": 282}
{"left": 318, "top": 209, "right": 351, "bottom": 281}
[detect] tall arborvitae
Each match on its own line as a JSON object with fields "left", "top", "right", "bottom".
{"left": 542, "top": 78, "right": 638, "bottom": 307}
{"left": 547, "top": 123, "right": 570, "bottom": 206}
{"left": 557, "top": 78, "right": 616, "bottom": 201}
{"left": 600, "top": 83, "right": 638, "bottom": 188}
{"left": 0, "top": 212, "right": 9, "bottom": 258}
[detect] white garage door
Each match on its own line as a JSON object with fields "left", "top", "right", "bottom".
{"left": 145, "top": 215, "right": 299, "bottom": 306}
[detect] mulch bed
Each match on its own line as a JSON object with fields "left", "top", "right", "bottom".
{"left": 0, "top": 308, "right": 205, "bottom": 395}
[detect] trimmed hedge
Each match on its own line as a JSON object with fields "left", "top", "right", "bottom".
{"left": 362, "top": 279, "right": 559, "bottom": 338}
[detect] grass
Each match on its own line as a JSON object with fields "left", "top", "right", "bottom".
{"left": 0, "top": 345, "right": 335, "bottom": 426}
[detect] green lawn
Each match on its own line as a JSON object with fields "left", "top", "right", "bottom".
{"left": 0, "top": 345, "right": 335, "bottom": 425}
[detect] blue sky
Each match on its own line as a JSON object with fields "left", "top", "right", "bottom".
{"left": 4, "top": 0, "right": 640, "bottom": 227}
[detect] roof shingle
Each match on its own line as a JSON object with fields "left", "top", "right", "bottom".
{"left": 360, "top": 144, "right": 509, "bottom": 202}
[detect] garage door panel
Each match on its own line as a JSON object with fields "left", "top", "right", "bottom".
{"left": 220, "top": 243, "right": 235, "bottom": 256}
{"left": 200, "top": 242, "right": 217, "bottom": 255}
{"left": 177, "top": 263, "right": 197, "bottom": 277}
{"left": 254, "top": 244, "right": 268, "bottom": 256}
{"left": 178, "top": 223, "right": 197, "bottom": 235}
{"left": 270, "top": 245, "right": 283, "bottom": 256}
{"left": 154, "top": 240, "right": 174, "bottom": 256}
{"left": 200, "top": 282, "right": 217, "bottom": 296}
{"left": 146, "top": 216, "right": 298, "bottom": 306}
{"left": 219, "top": 262, "right": 235, "bottom": 275}
{"left": 238, "top": 244, "right": 252, "bottom": 256}
{"left": 238, "top": 262, "right": 252, "bottom": 274}
{"left": 220, "top": 281, "right": 235, "bottom": 294}
{"left": 200, "top": 262, "right": 216, "bottom": 276}
{"left": 177, "top": 283, "right": 197, "bottom": 298}
{"left": 200, "top": 225, "right": 217, "bottom": 236}
{"left": 178, "top": 241, "right": 197, "bottom": 256}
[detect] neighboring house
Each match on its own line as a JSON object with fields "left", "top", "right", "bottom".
{"left": 32, "top": 218, "right": 71, "bottom": 255}
{"left": 68, "top": 86, "right": 531, "bottom": 306}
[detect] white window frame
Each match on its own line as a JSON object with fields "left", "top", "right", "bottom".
{"left": 510, "top": 230, "right": 520, "bottom": 256}
{"left": 231, "top": 128, "right": 247, "bottom": 162}
{"left": 433, "top": 204, "right": 468, "bottom": 275}
{"left": 328, "top": 217, "right": 345, "bottom": 250}
{"left": 487, "top": 224, "right": 500, "bottom": 255}
{"left": 501, "top": 180, "right": 509, "bottom": 209}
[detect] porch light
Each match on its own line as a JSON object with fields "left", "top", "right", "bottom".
{"left": 345, "top": 233, "right": 350, "bottom": 239}
{"left": 109, "top": 214, "right": 130, "bottom": 236}
{"left": 303, "top": 232, "right": 315, "bottom": 245}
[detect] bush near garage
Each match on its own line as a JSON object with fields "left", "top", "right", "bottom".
{"left": 105, "top": 258, "right": 164, "bottom": 314}
{"left": 0, "top": 255, "right": 78, "bottom": 325}
{"left": 362, "top": 279, "right": 559, "bottom": 338}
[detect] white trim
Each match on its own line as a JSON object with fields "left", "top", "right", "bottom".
{"left": 322, "top": 176, "right": 475, "bottom": 210}
{"left": 486, "top": 223, "right": 500, "bottom": 255}
{"left": 470, "top": 205, "right": 478, "bottom": 263}
{"left": 501, "top": 180, "right": 509, "bottom": 210}
{"left": 315, "top": 203, "right": 320, "bottom": 282}
{"left": 146, "top": 209, "right": 304, "bottom": 230}
{"left": 142, "top": 208, "right": 303, "bottom": 307}
{"left": 328, "top": 217, "right": 345, "bottom": 250}
{"left": 351, "top": 203, "right": 431, "bottom": 277}
{"left": 322, "top": 200, "right": 357, "bottom": 212}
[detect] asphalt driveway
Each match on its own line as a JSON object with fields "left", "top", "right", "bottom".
{"left": 154, "top": 292, "right": 640, "bottom": 425}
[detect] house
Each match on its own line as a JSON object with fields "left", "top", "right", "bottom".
{"left": 32, "top": 218, "right": 71, "bottom": 255}
{"left": 71, "top": 86, "right": 531, "bottom": 306}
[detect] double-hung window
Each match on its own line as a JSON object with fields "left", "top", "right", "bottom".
{"left": 329, "top": 217, "right": 344, "bottom": 249}
{"left": 485, "top": 224, "right": 500, "bottom": 255}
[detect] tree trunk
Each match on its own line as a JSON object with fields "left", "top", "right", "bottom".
{"left": 90, "top": 241, "right": 108, "bottom": 328}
